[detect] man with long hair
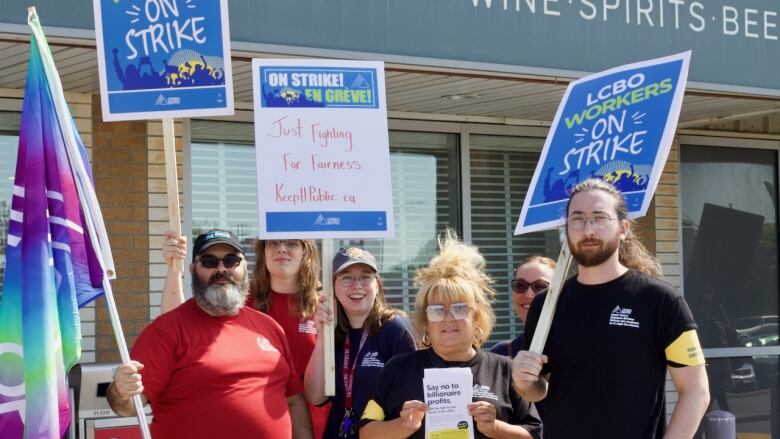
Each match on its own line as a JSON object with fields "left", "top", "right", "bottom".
{"left": 512, "top": 179, "right": 709, "bottom": 439}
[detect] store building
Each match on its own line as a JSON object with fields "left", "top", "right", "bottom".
{"left": 0, "top": 0, "right": 778, "bottom": 435}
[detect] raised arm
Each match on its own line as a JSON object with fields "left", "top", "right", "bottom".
{"left": 160, "top": 230, "right": 187, "bottom": 314}
{"left": 303, "top": 294, "right": 331, "bottom": 405}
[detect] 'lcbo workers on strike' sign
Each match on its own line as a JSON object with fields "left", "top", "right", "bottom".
{"left": 515, "top": 52, "right": 690, "bottom": 235}
{"left": 93, "top": 0, "right": 234, "bottom": 121}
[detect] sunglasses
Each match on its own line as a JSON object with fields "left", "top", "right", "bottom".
{"left": 197, "top": 254, "right": 243, "bottom": 269}
{"left": 425, "top": 303, "right": 471, "bottom": 322}
{"left": 511, "top": 278, "right": 549, "bottom": 294}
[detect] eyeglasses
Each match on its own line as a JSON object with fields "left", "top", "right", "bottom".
{"left": 197, "top": 254, "right": 243, "bottom": 269}
{"left": 511, "top": 278, "right": 549, "bottom": 294}
{"left": 425, "top": 303, "right": 471, "bottom": 322}
{"left": 266, "top": 240, "right": 303, "bottom": 250}
{"left": 567, "top": 213, "right": 617, "bottom": 231}
{"left": 336, "top": 274, "right": 376, "bottom": 288}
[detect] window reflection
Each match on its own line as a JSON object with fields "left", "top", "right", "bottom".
{"left": 702, "top": 356, "right": 780, "bottom": 437}
{"left": 680, "top": 145, "right": 779, "bottom": 349}
{"left": 0, "top": 134, "right": 19, "bottom": 293}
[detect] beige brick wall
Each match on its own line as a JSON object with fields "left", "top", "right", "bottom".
{"left": 92, "top": 96, "right": 150, "bottom": 363}
{"left": 655, "top": 138, "right": 682, "bottom": 421}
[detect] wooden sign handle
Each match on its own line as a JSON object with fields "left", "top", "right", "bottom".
{"left": 162, "top": 118, "right": 184, "bottom": 275}
{"left": 321, "top": 239, "right": 336, "bottom": 396}
{"left": 529, "top": 230, "right": 573, "bottom": 354}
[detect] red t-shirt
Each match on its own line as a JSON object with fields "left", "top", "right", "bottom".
{"left": 250, "top": 291, "right": 330, "bottom": 438}
{"left": 132, "top": 299, "right": 302, "bottom": 438}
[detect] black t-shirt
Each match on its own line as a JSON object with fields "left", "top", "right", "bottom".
{"left": 490, "top": 332, "right": 524, "bottom": 358}
{"left": 323, "top": 316, "right": 416, "bottom": 439}
{"left": 360, "top": 348, "right": 542, "bottom": 439}
{"left": 524, "top": 270, "right": 700, "bottom": 439}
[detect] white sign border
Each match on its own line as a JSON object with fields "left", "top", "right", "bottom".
{"left": 251, "top": 58, "right": 395, "bottom": 240}
{"left": 92, "top": 0, "right": 235, "bottom": 122}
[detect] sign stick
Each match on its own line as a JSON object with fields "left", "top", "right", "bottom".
{"left": 529, "top": 229, "right": 573, "bottom": 354}
{"left": 321, "top": 239, "right": 336, "bottom": 396}
{"left": 162, "top": 118, "right": 184, "bottom": 279}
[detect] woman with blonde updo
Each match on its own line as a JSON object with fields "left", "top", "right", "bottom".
{"left": 359, "top": 230, "right": 542, "bottom": 439}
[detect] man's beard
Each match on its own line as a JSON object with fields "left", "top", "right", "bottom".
{"left": 192, "top": 270, "right": 250, "bottom": 316}
{"left": 568, "top": 234, "right": 620, "bottom": 268}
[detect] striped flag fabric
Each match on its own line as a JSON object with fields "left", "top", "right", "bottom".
{"left": 0, "top": 9, "right": 115, "bottom": 438}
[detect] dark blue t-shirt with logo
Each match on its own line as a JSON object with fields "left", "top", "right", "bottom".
{"left": 322, "top": 316, "right": 416, "bottom": 439}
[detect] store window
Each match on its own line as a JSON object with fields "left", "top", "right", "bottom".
{"left": 469, "top": 135, "right": 560, "bottom": 347}
{"left": 190, "top": 121, "right": 459, "bottom": 313}
{"left": 681, "top": 144, "right": 780, "bottom": 437}
{"left": 680, "top": 145, "right": 779, "bottom": 349}
{"left": 0, "top": 112, "right": 21, "bottom": 292}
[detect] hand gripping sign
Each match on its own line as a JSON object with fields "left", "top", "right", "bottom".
{"left": 515, "top": 52, "right": 691, "bottom": 353}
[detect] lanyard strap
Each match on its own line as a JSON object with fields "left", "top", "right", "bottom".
{"left": 342, "top": 328, "right": 368, "bottom": 409}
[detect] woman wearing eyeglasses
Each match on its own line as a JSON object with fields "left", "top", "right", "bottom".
{"left": 360, "top": 231, "right": 542, "bottom": 439}
{"left": 491, "top": 256, "right": 556, "bottom": 359}
{"left": 304, "top": 247, "right": 416, "bottom": 439}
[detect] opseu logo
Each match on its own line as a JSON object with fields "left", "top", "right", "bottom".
{"left": 155, "top": 94, "right": 182, "bottom": 106}
{"left": 314, "top": 214, "right": 341, "bottom": 226}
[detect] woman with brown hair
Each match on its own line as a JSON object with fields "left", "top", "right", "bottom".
{"left": 304, "top": 247, "right": 415, "bottom": 438}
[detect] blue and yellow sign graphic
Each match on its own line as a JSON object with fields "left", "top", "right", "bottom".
{"left": 515, "top": 52, "right": 690, "bottom": 234}
{"left": 93, "top": 0, "right": 233, "bottom": 121}
{"left": 259, "top": 67, "right": 379, "bottom": 109}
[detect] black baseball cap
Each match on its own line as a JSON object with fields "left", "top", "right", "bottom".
{"left": 333, "top": 247, "right": 378, "bottom": 274}
{"left": 192, "top": 230, "right": 243, "bottom": 261}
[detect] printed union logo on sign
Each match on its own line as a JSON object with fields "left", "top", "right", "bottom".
{"left": 514, "top": 52, "right": 690, "bottom": 235}
{"left": 93, "top": 0, "right": 234, "bottom": 121}
{"left": 259, "top": 67, "right": 379, "bottom": 109}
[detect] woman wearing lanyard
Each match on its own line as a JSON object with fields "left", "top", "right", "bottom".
{"left": 304, "top": 247, "right": 416, "bottom": 439}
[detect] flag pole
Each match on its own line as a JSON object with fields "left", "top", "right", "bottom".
{"left": 101, "top": 279, "right": 153, "bottom": 439}
{"left": 27, "top": 7, "right": 151, "bottom": 438}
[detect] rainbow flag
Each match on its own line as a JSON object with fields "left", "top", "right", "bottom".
{"left": 0, "top": 9, "right": 115, "bottom": 438}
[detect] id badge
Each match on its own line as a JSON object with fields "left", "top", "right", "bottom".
{"left": 338, "top": 408, "right": 356, "bottom": 438}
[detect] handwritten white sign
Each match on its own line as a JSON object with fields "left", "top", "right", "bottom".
{"left": 252, "top": 59, "right": 394, "bottom": 239}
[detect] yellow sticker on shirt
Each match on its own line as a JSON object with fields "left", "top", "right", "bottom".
{"left": 665, "top": 329, "right": 705, "bottom": 366}
{"left": 361, "top": 400, "right": 385, "bottom": 421}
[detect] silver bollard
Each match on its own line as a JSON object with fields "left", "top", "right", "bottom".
{"left": 704, "top": 411, "right": 736, "bottom": 439}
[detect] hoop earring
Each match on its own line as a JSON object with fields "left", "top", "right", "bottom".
{"left": 474, "top": 327, "right": 484, "bottom": 344}
{"left": 422, "top": 332, "right": 430, "bottom": 346}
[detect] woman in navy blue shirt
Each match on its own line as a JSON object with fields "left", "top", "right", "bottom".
{"left": 304, "top": 247, "right": 416, "bottom": 439}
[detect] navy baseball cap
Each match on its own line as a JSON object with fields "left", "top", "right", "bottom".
{"left": 192, "top": 230, "right": 243, "bottom": 261}
{"left": 333, "top": 247, "right": 378, "bottom": 274}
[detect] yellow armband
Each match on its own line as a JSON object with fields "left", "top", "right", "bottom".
{"left": 665, "top": 329, "right": 705, "bottom": 366}
{"left": 361, "top": 399, "right": 385, "bottom": 421}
